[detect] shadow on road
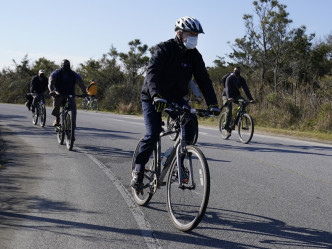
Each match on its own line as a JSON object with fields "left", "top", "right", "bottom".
{"left": 199, "top": 140, "right": 332, "bottom": 157}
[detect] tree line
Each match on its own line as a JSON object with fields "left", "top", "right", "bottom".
{"left": 0, "top": 0, "right": 331, "bottom": 133}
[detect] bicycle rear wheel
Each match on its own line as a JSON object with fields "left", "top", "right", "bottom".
{"left": 65, "top": 111, "right": 75, "bottom": 150}
{"left": 166, "top": 114, "right": 179, "bottom": 141}
{"left": 166, "top": 145, "right": 210, "bottom": 231}
{"left": 238, "top": 113, "right": 254, "bottom": 144}
{"left": 39, "top": 103, "right": 46, "bottom": 127}
{"left": 131, "top": 139, "right": 156, "bottom": 206}
{"left": 218, "top": 112, "right": 230, "bottom": 139}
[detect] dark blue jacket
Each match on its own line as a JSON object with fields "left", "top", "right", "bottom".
{"left": 49, "top": 69, "right": 85, "bottom": 95}
{"left": 223, "top": 73, "right": 253, "bottom": 100}
{"left": 141, "top": 37, "right": 218, "bottom": 107}
{"left": 30, "top": 75, "right": 48, "bottom": 93}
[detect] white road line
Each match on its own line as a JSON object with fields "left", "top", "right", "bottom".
{"left": 76, "top": 146, "right": 162, "bottom": 249}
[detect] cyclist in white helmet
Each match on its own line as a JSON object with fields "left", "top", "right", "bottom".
{"left": 131, "top": 16, "right": 220, "bottom": 193}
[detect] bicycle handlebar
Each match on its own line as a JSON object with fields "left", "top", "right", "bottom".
{"left": 49, "top": 91, "right": 87, "bottom": 98}
{"left": 165, "top": 102, "right": 212, "bottom": 117}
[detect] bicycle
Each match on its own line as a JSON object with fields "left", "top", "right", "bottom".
{"left": 165, "top": 99, "right": 200, "bottom": 143}
{"left": 81, "top": 97, "right": 98, "bottom": 112}
{"left": 31, "top": 93, "right": 46, "bottom": 127}
{"left": 165, "top": 112, "right": 198, "bottom": 144}
{"left": 53, "top": 93, "right": 87, "bottom": 151}
{"left": 131, "top": 103, "right": 213, "bottom": 231}
{"left": 219, "top": 100, "right": 254, "bottom": 144}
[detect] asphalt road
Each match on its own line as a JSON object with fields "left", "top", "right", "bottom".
{"left": 0, "top": 103, "right": 331, "bottom": 249}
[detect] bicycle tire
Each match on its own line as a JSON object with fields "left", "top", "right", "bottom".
{"left": 92, "top": 99, "right": 98, "bottom": 112}
{"left": 81, "top": 99, "right": 87, "bottom": 111}
{"left": 238, "top": 113, "right": 254, "bottom": 144}
{"left": 39, "top": 103, "right": 46, "bottom": 127}
{"left": 166, "top": 114, "right": 179, "bottom": 141}
{"left": 131, "top": 138, "right": 156, "bottom": 206}
{"left": 57, "top": 114, "right": 65, "bottom": 145}
{"left": 65, "top": 111, "right": 75, "bottom": 151}
{"left": 166, "top": 145, "right": 210, "bottom": 231}
{"left": 32, "top": 109, "right": 38, "bottom": 125}
{"left": 192, "top": 124, "right": 199, "bottom": 145}
{"left": 218, "top": 112, "right": 230, "bottom": 140}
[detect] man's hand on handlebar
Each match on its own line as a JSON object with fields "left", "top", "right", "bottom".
{"left": 153, "top": 94, "right": 167, "bottom": 112}
{"left": 208, "top": 104, "right": 221, "bottom": 116}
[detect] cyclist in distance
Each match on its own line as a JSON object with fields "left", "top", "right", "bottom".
{"left": 29, "top": 69, "right": 48, "bottom": 113}
{"left": 86, "top": 79, "right": 97, "bottom": 107}
{"left": 222, "top": 66, "right": 255, "bottom": 136}
{"left": 48, "top": 59, "right": 88, "bottom": 137}
{"left": 130, "top": 16, "right": 221, "bottom": 193}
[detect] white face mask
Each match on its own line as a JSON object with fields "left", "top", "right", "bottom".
{"left": 183, "top": 36, "right": 198, "bottom": 49}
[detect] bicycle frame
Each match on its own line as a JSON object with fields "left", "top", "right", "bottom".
{"left": 230, "top": 101, "right": 247, "bottom": 129}
{"left": 156, "top": 106, "right": 207, "bottom": 188}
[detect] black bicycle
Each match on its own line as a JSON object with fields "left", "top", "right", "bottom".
{"left": 131, "top": 103, "right": 213, "bottom": 231}
{"left": 219, "top": 100, "right": 254, "bottom": 144}
{"left": 165, "top": 99, "right": 199, "bottom": 143}
{"left": 54, "top": 93, "right": 86, "bottom": 151}
{"left": 165, "top": 112, "right": 198, "bottom": 144}
{"left": 31, "top": 93, "right": 46, "bottom": 127}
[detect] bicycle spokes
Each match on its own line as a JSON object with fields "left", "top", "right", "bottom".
{"left": 167, "top": 146, "right": 210, "bottom": 231}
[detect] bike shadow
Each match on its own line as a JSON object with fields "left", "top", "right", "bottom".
{"left": 123, "top": 199, "right": 332, "bottom": 248}
{"left": 199, "top": 141, "right": 332, "bottom": 157}
{"left": 199, "top": 207, "right": 332, "bottom": 248}
{"left": 77, "top": 126, "right": 140, "bottom": 140}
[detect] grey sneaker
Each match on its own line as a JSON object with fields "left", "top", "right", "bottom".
{"left": 130, "top": 170, "right": 144, "bottom": 194}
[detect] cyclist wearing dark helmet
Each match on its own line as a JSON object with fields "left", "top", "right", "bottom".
{"left": 222, "top": 66, "right": 255, "bottom": 136}
{"left": 48, "top": 59, "right": 87, "bottom": 137}
{"left": 28, "top": 69, "right": 48, "bottom": 113}
{"left": 130, "top": 16, "right": 220, "bottom": 193}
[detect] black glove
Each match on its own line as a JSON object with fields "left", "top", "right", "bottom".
{"left": 208, "top": 104, "right": 221, "bottom": 116}
{"left": 153, "top": 94, "right": 167, "bottom": 112}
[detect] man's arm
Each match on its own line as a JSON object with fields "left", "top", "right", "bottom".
{"left": 48, "top": 74, "right": 55, "bottom": 92}
{"left": 241, "top": 78, "right": 254, "bottom": 101}
{"left": 225, "top": 75, "right": 233, "bottom": 101}
{"left": 192, "top": 52, "right": 218, "bottom": 107}
{"left": 75, "top": 73, "right": 87, "bottom": 95}
{"left": 30, "top": 77, "right": 36, "bottom": 93}
{"left": 188, "top": 80, "right": 202, "bottom": 99}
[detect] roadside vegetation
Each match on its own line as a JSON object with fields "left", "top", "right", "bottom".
{"left": 0, "top": 0, "right": 331, "bottom": 139}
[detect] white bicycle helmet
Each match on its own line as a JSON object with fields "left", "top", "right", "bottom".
{"left": 175, "top": 16, "right": 204, "bottom": 34}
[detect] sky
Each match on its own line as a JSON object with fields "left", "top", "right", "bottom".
{"left": 0, "top": 0, "right": 331, "bottom": 70}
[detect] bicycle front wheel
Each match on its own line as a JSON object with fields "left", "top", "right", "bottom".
{"left": 65, "top": 111, "right": 75, "bottom": 150}
{"left": 131, "top": 139, "right": 156, "bottom": 206}
{"left": 166, "top": 145, "right": 210, "bottom": 231}
{"left": 218, "top": 112, "right": 230, "bottom": 139}
{"left": 56, "top": 115, "right": 65, "bottom": 145}
{"left": 32, "top": 109, "right": 38, "bottom": 125}
{"left": 238, "top": 113, "right": 254, "bottom": 144}
{"left": 39, "top": 103, "right": 46, "bottom": 127}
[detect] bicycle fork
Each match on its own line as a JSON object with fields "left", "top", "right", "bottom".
{"left": 176, "top": 124, "right": 196, "bottom": 189}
